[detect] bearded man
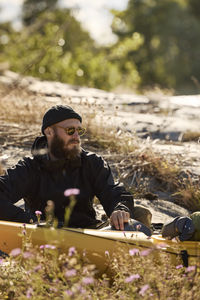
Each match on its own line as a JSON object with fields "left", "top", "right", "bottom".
{"left": 0, "top": 105, "right": 152, "bottom": 232}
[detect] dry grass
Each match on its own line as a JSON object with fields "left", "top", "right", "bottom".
{"left": 182, "top": 131, "right": 200, "bottom": 142}
{"left": 0, "top": 162, "right": 4, "bottom": 175}
{"left": 0, "top": 84, "right": 49, "bottom": 125}
{"left": 175, "top": 175, "right": 200, "bottom": 211}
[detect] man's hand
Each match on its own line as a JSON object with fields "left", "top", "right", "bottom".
{"left": 110, "top": 210, "right": 130, "bottom": 231}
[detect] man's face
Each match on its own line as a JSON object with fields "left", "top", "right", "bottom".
{"left": 49, "top": 119, "right": 82, "bottom": 159}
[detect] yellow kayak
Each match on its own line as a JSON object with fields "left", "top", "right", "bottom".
{"left": 0, "top": 221, "right": 200, "bottom": 273}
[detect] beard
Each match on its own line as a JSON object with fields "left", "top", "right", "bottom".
{"left": 50, "top": 133, "right": 81, "bottom": 160}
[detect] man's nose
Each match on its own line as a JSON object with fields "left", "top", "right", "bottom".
{"left": 73, "top": 130, "right": 79, "bottom": 137}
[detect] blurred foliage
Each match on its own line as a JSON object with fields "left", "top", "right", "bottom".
{"left": 111, "top": 0, "right": 200, "bottom": 94}
{"left": 0, "top": 1, "right": 122, "bottom": 90}
{"left": 187, "top": 0, "right": 200, "bottom": 18}
{"left": 0, "top": 0, "right": 200, "bottom": 93}
{"left": 22, "top": 0, "right": 58, "bottom": 25}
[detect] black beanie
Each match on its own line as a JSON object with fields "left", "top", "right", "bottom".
{"left": 41, "top": 105, "right": 82, "bottom": 134}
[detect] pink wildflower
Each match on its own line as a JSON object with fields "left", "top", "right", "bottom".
{"left": 82, "top": 277, "right": 94, "bottom": 285}
{"left": 136, "top": 224, "right": 142, "bottom": 231}
{"left": 105, "top": 250, "right": 109, "bottom": 256}
{"left": 140, "top": 249, "right": 152, "bottom": 256}
{"left": 129, "top": 248, "right": 139, "bottom": 256}
{"left": 80, "top": 287, "right": 86, "bottom": 294}
{"left": 156, "top": 243, "right": 168, "bottom": 249}
{"left": 125, "top": 274, "right": 140, "bottom": 283}
{"left": 176, "top": 264, "right": 183, "bottom": 269}
{"left": 26, "top": 287, "right": 33, "bottom": 298}
{"left": 23, "top": 251, "right": 33, "bottom": 259}
{"left": 64, "top": 290, "right": 73, "bottom": 296}
{"left": 34, "top": 265, "right": 42, "bottom": 272}
{"left": 50, "top": 287, "right": 58, "bottom": 292}
{"left": 22, "top": 223, "right": 26, "bottom": 235}
{"left": 10, "top": 248, "right": 21, "bottom": 257}
{"left": 64, "top": 188, "right": 80, "bottom": 197}
{"left": 35, "top": 210, "right": 42, "bottom": 216}
{"left": 0, "top": 258, "right": 3, "bottom": 264}
{"left": 68, "top": 246, "right": 76, "bottom": 256}
{"left": 35, "top": 210, "right": 42, "bottom": 224}
{"left": 65, "top": 269, "right": 77, "bottom": 277}
{"left": 76, "top": 284, "right": 86, "bottom": 294}
{"left": 185, "top": 265, "right": 196, "bottom": 273}
{"left": 39, "top": 244, "right": 56, "bottom": 250}
{"left": 139, "top": 284, "right": 149, "bottom": 296}
{"left": 44, "top": 244, "right": 56, "bottom": 249}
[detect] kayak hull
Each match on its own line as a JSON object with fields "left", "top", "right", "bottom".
{"left": 1, "top": 221, "right": 200, "bottom": 272}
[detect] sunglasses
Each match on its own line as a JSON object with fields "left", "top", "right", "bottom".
{"left": 57, "top": 126, "right": 86, "bottom": 136}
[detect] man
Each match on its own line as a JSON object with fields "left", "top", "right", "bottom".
{"left": 0, "top": 105, "right": 151, "bottom": 231}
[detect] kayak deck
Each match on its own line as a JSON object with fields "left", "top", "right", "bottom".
{"left": 1, "top": 221, "right": 200, "bottom": 271}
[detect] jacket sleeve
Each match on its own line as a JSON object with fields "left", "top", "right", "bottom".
{"left": 89, "top": 154, "right": 134, "bottom": 217}
{"left": 0, "top": 158, "right": 36, "bottom": 223}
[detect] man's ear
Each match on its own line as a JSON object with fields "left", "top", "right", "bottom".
{"left": 44, "top": 127, "right": 53, "bottom": 137}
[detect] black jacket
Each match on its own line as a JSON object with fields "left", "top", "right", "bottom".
{"left": 0, "top": 136, "right": 134, "bottom": 227}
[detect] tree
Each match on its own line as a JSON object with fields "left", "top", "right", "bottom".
{"left": 1, "top": 8, "right": 122, "bottom": 90}
{"left": 22, "top": 0, "right": 58, "bottom": 25}
{"left": 187, "top": 0, "right": 200, "bottom": 19}
{"left": 111, "top": 0, "right": 200, "bottom": 94}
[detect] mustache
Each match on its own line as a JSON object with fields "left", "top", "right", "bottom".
{"left": 68, "top": 139, "right": 80, "bottom": 144}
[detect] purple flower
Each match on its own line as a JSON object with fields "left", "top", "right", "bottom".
{"left": 156, "top": 243, "right": 168, "bottom": 249}
{"left": 22, "top": 223, "right": 26, "bottom": 235}
{"left": 139, "top": 284, "right": 149, "bottom": 296}
{"left": 0, "top": 258, "right": 4, "bottom": 265}
{"left": 105, "top": 250, "right": 109, "bottom": 256}
{"left": 65, "top": 269, "right": 77, "bottom": 277}
{"left": 64, "top": 188, "right": 80, "bottom": 197}
{"left": 50, "top": 287, "right": 58, "bottom": 292}
{"left": 140, "top": 249, "right": 152, "bottom": 256}
{"left": 44, "top": 244, "right": 56, "bottom": 249}
{"left": 125, "top": 274, "right": 140, "bottom": 283}
{"left": 23, "top": 251, "right": 33, "bottom": 259}
{"left": 80, "top": 288, "right": 86, "bottom": 294}
{"left": 185, "top": 266, "right": 196, "bottom": 273}
{"left": 176, "top": 264, "right": 183, "bottom": 269}
{"left": 10, "top": 248, "right": 21, "bottom": 257}
{"left": 45, "top": 245, "right": 51, "bottom": 249}
{"left": 39, "top": 244, "right": 56, "bottom": 250}
{"left": 129, "top": 248, "right": 139, "bottom": 256}
{"left": 82, "top": 277, "right": 94, "bottom": 285}
{"left": 76, "top": 284, "right": 86, "bottom": 294}
{"left": 25, "top": 270, "right": 32, "bottom": 275}
{"left": 68, "top": 246, "right": 76, "bottom": 256}
{"left": 26, "top": 287, "right": 33, "bottom": 298}
{"left": 64, "top": 290, "right": 73, "bottom": 296}
{"left": 35, "top": 210, "right": 42, "bottom": 216}
{"left": 35, "top": 210, "right": 42, "bottom": 224}
{"left": 34, "top": 265, "right": 42, "bottom": 272}
{"left": 136, "top": 224, "right": 142, "bottom": 231}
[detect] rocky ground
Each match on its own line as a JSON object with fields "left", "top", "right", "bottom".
{"left": 1, "top": 70, "right": 200, "bottom": 224}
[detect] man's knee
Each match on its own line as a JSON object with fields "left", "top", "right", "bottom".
{"left": 132, "top": 205, "right": 152, "bottom": 228}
